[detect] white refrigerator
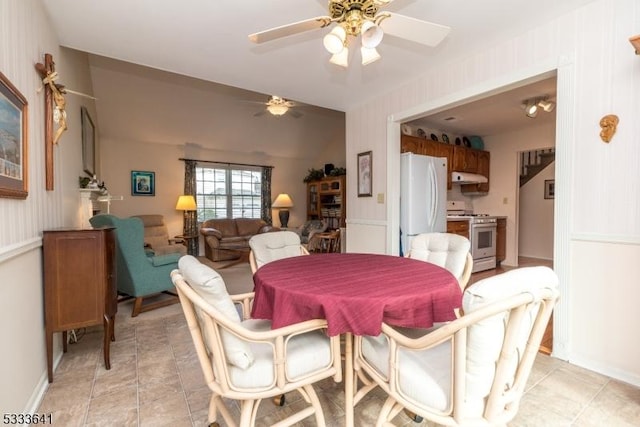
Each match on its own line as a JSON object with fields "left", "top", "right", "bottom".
{"left": 400, "top": 152, "right": 448, "bottom": 256}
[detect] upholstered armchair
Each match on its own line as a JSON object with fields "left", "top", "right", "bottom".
{"left": 293, "top": 219, "right": 327, "bottom": 249}
{"left": 171, "top": 255, "right": 341, "bottom": 426}
{"left": 89, "top": 214, "right": 180, "bottom": 317}
{"left": 132, "top": 214, "right": 186, "bottom": 256}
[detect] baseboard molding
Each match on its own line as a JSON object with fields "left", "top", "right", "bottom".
{"left": 569, "top": 354, "right": 640, "bottom": 388}
{"left": 23, "top": 351, "right": 62, "bottom": 414}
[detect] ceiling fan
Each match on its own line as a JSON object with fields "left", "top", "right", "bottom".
{"left": 253, "top": 96, "right": 303, "bottom": 118}
{"left": 248, "top": 0, "right": 451, "bottom": 67}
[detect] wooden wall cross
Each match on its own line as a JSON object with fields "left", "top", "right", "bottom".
{"left": 35, "top": 53, "right": 67, "bottom": 191}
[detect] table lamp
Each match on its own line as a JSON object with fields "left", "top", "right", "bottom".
{"left": 272, "top": 193, "right": 293, "bottom": 228}
{"left": 176, "top": 195, "right": 197, "bottom": 236}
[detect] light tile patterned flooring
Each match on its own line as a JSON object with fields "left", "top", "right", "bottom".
{"left": 37, "top": 259, "right": 640, "bottom": 426}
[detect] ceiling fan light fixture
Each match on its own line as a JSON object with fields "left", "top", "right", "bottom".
{"left": 360, "top": 20, "right": 384, "bottom": 48}
{"left": 330, "top": 46, "right": 349, "bottom": 67}
{"left": 323, "top": 25, "right": 347, "bottom": 54}
{"left": 267, "top": 103, "right": 289, "bottom": 116}
{"left": 361, "top": 46, "right": 381, "bottom": 65}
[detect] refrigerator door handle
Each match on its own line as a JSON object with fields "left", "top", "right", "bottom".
{"left": 428, "top": 163, "right": 437, "bottom": 230}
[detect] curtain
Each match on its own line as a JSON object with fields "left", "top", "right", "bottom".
{"left": 184, "top": 160, "right": 198, "bottom": 256}
{"left": 261, "top": 166, "right": 273, "bottom": 225}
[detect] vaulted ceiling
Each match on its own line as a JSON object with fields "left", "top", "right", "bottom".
{"left": 42, "top": 1, "right": 594, "bottom": 155}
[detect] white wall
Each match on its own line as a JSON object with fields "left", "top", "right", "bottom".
{"left": 519, "top": 162, "right": 555, "bottom": 259}
{"left": 0, "top": 0, "right": 99, "bottom": 412}
{"left": 345, "top": 0, "right": 640, "bottom": 386}
{"left": 475, "top": 122, "right": 557, "bottom": 265}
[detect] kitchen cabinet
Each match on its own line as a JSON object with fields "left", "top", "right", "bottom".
{"left": 447, "top": 220, "right": 470, "bottom": 239}
{"left": 461, "top": 149, "right": 491, "bottom": 194}
{"left": 43, "top": 228, "right": 117, "bottom": 382}
{"left": 452, "top": 146, "right": 479, "bottom": 173}
{"left": 496, "top": 217, "right": 506, "bottom": 264}
{"left": 401, "top": 135, "right": 453, "bottom": 189}
{"left": 307, "top": 176, "right": 346, "bottom": 230}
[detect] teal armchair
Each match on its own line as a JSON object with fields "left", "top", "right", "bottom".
{"left": 89, "top": 214, "right": 181, "bottom": 317}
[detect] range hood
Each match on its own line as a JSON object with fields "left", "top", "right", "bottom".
{"left": 451, "top": 171, "right": 488, "bottom": 184}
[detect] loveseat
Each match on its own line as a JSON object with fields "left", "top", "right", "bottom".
{"left": 200, "top": 218, "right": 274, "bottom": 262}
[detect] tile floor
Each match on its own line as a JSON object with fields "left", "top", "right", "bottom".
{"left": 37, "top": 259, "right": 640, "bottom": 426}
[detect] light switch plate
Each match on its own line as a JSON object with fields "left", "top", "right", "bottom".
{"left": 377, "top": 193, "right": 385, "bottom": 203}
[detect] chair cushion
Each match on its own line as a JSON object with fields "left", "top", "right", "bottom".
{"left": 462, "top": 266, "right": 559, "bottom": 414}
{"left": 409, "top": 233, "right": 470, "bottom": 280}
{"left": 249, "top": 231, "right": 303, "bottom": 270}
{"left": 228, "top": 319, "right": 332, "bottom": 390}
{"left": 149, "top": 253, "right": 181, "bottom": 266}
{"left": 178, "top": 255, "right": 254, "bottom": 369}
{"left": 361, "top": 334, "right": 452, "bottom": 412}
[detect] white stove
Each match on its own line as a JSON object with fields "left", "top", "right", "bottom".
{"left": 447, "top": 201, "right": 497, "bottom": 273}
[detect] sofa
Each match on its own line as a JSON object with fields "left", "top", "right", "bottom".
{"left": 200, "top": 218, "right": 274, "bottom": 262}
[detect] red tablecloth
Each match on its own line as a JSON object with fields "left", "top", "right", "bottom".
{"left": 251, "top": 253, "right": 462, "bottom": 336}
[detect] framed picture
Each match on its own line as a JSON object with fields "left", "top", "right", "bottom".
{"left": 544, "top": 179, "right": 555, "bottom": 199}
{"left": 357, "top": 151, "right": 372, "bottom": 197}
{"left": 131, "top": 170, "right": 155, "bottom": 196}
{"left": 81, "top": 107, "right": 95, "bottom": 176}
{"left": 0, "top": 72, "right": 29, "bottom": 199}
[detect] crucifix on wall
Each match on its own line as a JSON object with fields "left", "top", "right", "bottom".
{"left": 35, "top": 53, "right": 67, "bottom": 191}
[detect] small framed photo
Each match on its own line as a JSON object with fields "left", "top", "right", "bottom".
{"left": 357, "top": 151, "right": 372, "bottom": 197}
{"left": 0, "top": 71, "right": 29, "bottom": 199}
{"left": 131, "top": 170, "right": 155, "bottom": 196}
{"left": 544, "top": 179, "right": 555, "bottom": 199}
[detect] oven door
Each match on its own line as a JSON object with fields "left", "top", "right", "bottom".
{"left": 471, "top": 222, "right": 497, "bottom": 259}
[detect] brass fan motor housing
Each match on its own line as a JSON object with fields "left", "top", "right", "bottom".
{"left": 329, "top": 0, "right": 379, "bottom": 36}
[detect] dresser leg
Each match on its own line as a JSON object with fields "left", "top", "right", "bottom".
{"left": 46, "top": 331, "right": 54, "bottom": 383}
{"left": 103, "top": 314, "right": 113, "bottom": 370}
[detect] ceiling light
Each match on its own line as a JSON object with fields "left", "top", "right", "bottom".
{"left": 330, "top": 46, "right": 349, "bottom": 67}
{"left": 538, "top": 99, "right": 555, "bottom": 112}
{"left": 361, "top": 20, "right": 384, "bottom": 48}
{"left": 361, "top": 46, "right": 381, "bottom": 65}
{"left": 525, "top": 101, "right": 538, "bottom": 118}
{"left": 267, "top": 103, "right": 288, "bottom": 116}
{"left": 323, "top": 25, "right": 346, "bottom": 54}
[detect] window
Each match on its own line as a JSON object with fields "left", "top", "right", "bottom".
{"left": 195, "top": 165, "right": 262, "bottom": 222}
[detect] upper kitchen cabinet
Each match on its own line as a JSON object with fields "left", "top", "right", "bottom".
{"left": 401, "top": 135, "right": 490, "bottom": 192}
{"left": 461, "top": 149, "right": 490, "bottom": 194}
{"left": 401, "top": 135, "right": 453, "bottom": 189}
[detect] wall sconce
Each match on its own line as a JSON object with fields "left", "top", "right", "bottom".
{"left": 630, "top": 35, "right": 640, "bottom": 54}
{"left": 272, "top": 193, "right": 293, "bottom": 228}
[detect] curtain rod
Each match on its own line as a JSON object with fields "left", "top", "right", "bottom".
{"left": 179, "top": 158, "right": 273, "bottom": 169}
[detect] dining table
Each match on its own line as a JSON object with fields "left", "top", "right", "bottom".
{"left": 251, "top": 252, "right": 462, "bottom": 427}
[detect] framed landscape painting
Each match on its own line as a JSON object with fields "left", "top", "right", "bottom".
{"left": 0, "top": 72, "right": 28, "bottom": 199}
{"left": 131, "top": 170, "right": 155, "bottom": 196}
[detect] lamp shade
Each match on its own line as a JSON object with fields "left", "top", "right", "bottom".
{"left": 272, "top": 193, "right": 293, "bottom": 208}
{"left": 176, "top": 195, "right": 197, "bottom": 211}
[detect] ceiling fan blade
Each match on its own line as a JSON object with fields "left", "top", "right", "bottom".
{"left": 249, "top": 16, "right": 332, "bottom": 44}
{"left": 254, "top": 110, "right": 267, "bottom": 117}
{"left": 290, "top": 110, "right": 304, "bottom": 119}
{"left": 381, "top": 12, "right": 450, "bottom": 47}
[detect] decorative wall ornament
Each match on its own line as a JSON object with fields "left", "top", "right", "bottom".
{"left": 357, "top": 151, "right": 372, "bottom": 197}
{"left": 599, "top": 114, "right": 619, "bottom": 143}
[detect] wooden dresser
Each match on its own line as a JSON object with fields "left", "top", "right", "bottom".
{"left": 42, "top": 227, "right": 117, "bottom": 382}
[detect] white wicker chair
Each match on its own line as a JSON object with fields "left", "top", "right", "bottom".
{"left": 406, "top": 232, "right": 473, "bottom": 292}
{"left": 171, "top": 256, "right": 341, "bottom": 427}
{"left": 353, "top": 266, "right": 559, "bottom": 427}
{"left": 248, "top": 230, "right": 309, "bottom": 274}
